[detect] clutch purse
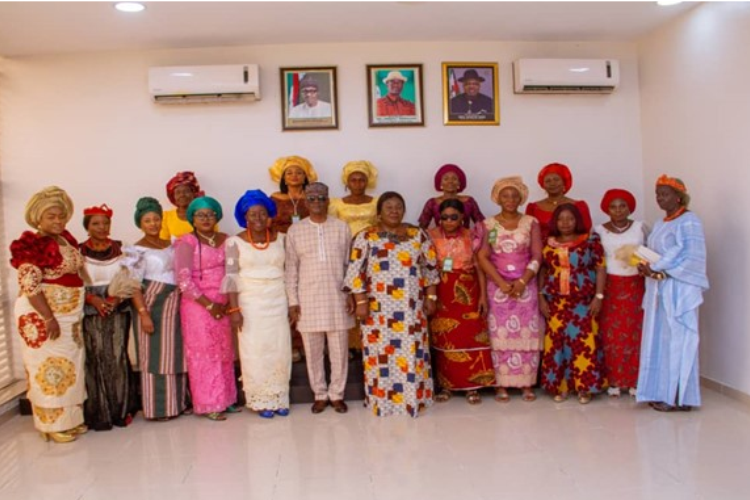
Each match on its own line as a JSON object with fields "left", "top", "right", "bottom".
{"left": 107, "top": 267, "right": 142, "bottom": 298}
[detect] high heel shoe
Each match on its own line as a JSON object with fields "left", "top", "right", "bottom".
{"left": 70, "top": 424, "right": 88, "bottom": 435}
{"left": 40, "top": 431, "right": 76, "bottom": 443}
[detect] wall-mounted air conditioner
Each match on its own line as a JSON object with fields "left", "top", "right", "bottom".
{"left": 513, "top": 59, "right": 620, "bottom": 94}
{"left": 148, "top": 64, "right": 260, "bottom": 103}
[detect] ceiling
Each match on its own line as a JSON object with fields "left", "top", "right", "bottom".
{"left": 0, "top": 1, "right": 696, "bottom": 58}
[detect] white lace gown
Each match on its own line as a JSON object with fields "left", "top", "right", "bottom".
{"left": 223, "top": 235, "right": 291, "bottom": 411}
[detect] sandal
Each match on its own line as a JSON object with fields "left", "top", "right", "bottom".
{"left": 205, "top": 412, "right": 227, "bottom": 421}
{"left": 225, "top": 405, "right": 243, "bottom": 413}
{"left": 553, "top": 393, "right": 568, "bottom": 403}
{"left": 466, "top": 391, "right": 482, "bottom": 405}
{"left": 494, "top": 388, "right": 510, "bottom": 403}
{"left": 608, "top": 387, "right": 621, "bottom": 398}
{"left": 521, "top": 389, "right": 536, "bottom": 402}
{"left": 258, "top": 410, "right": 275, "bottom": 419}
{"left": 435, "top": 390, "right": 453, "bottom": 403}
{"left": 578, "top": 393, "right": 592, "bottom": 405}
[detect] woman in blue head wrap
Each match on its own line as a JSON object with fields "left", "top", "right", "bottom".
{"left": 222, "top": 190, "right": 292, "bottom": 419}
{"left": 173, "top": 196, "right": 240, "bottom": 421}
{"left": 124, "top": 196, "right": 189, "bottom": 421}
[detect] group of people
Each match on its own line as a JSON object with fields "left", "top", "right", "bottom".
{"left": 10, "top": 156, "right": 708, "bottom": 443}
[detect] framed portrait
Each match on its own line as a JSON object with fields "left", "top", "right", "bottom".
{"left": 442, "top": 62, "right": 499, "bottom": 126}
{"left": 280, "top": 67, "right": 338, "bottom": 131}
{"left": 367, "top": 64, "right": 424, "bottom": 127}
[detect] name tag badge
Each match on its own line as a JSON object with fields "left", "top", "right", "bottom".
{"left": 443, "top": 257, "right": 454, "bottom": 272}
{"left": 489, "top": 228, "right": 497, "bottom": 244}
{"left": 292, "top": 215, "right": 300, "bottom": 224}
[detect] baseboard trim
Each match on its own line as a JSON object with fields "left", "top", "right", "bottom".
{"left": 701, "top": 376, "right": 750, "bottom": 407}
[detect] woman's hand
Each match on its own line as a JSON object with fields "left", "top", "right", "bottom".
{"left": 230, "top": 312, "right": 244, "bottom": 334}
{"left": 140, "top": 314, "right": 155, "bottom": 334}
{"left": 46, "top": 317, "right": 61, "bottom": 340}
{"left": 424, "top": 297, "right": 437, "bottom": 316}
{"left": 355, "top": 302, "right": 369, "bottom": 320}
{"left": 89, "top": 296, "right": 112, "bottom": 317}
{"left": 589, "top": 297, "right": 603, "bottom": 317}
{"left": 496, "top": 278, "right": 512, "bottom": 295}
{"left": 509, "top": 279, "right": 527, "bottom": 299}
{"left": 538, "top": 295, "right": 550, "bottom": 319}
{"left": 637, "top": 262, "right": 652, "bottom": 277}
{"left": 478, "top": 294, "right": 488, "bottom": 316}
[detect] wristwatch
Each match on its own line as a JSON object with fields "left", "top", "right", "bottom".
{"left": 427, "top": 294, "right": 438, "bottom": 301}
{"left": 595, "top": 293, "right": 605, "bottom": 300}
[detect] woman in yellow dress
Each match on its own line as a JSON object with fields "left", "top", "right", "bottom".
{"left": 160, "top": 171, "right": 206, "bottom": 240}
{"left": 328, "top": 160, "right": 379, "bottom": 237}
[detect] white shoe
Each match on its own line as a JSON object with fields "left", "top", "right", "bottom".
{"left": 629, "top": 387, "right": 637, "bottom": 397}
{"left": 607, "top": 387, "right": 621, "bottom": 397}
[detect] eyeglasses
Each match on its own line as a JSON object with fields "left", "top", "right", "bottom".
{"left": 306, "top": 195, "right": 328, "bottom": 203}
{"left": 440, "top": 214, "right": 461, "bottom": 221}
{"left": 193, "top": 212, "right": 217, "bottom": 220}
{"left": 302, "top": 89, "right": 318, "bottom": 94}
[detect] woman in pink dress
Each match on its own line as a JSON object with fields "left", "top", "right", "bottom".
{"left": 173, "top": 196, "right": 238, "bottom": 421}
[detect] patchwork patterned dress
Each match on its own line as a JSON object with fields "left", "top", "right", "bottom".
{"left": 343, "top": 226, "right": 440, "bottom": 417}
{"left": 540, "top": 233, "right": 606, "bottom": 396}
{"left": 428, "top": 227, "right": 495, "bottom": 392}
{"left": 11, "top": 230, "right": 86, "bottom": 433}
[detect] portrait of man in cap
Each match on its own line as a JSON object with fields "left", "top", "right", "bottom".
{"left": 281, "top": 67, "right": 338, "bottom": 130}
{"left": 444, "top": 64, "right": 499, "bottom": 125}
{"left": 288, "top": 74, "right": 332, "bottom": 119}
{"left": 367, "top": 65, "right": 424, "bottom": 127}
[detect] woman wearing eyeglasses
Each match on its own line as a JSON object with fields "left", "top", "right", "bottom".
{"left": 428, "top": 199, "right": 495, "bottom": 405}
{"left": 477, "top": 177, "right": 543, "bottom": 403}
{"left": 173, "top": 197, "right": 238, "bottom": 421}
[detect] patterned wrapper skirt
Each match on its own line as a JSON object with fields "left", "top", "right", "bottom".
{"left": 15, "top": 284, "right": 86, "bottom": 433}
{"left": 541, "top": 294, "right": 605, "bottom": 396}
{"left": 134, "top": 280, "right": 188, "bottom": 419}
{"left": 430, "top": 270, "right": 496, "bottom": 391}
{"left": 600, "top": 274, "right": 645, "bottom": 389}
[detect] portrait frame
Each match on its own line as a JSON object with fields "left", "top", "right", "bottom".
{"left": 442, "top": 62, "right": 500, "bottom": 126}
{"left": 280, "top": 66, "right": 339, "bottom": 131}
{"left": 367, "top": 64, "right": 424, "bottom": 128}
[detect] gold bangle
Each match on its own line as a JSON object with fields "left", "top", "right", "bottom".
{"left": 427, "top": 294, "right": 438, "bottom": 301}
{"left": 518, "top": 278, "right": 526, "bottom": 285}
{"left": 226, "top": 307, "right": 241, "bottom": 314}
{"left": 43, "top": 316, "right": 55, "bottom": 324}
{"left": 356, "top": 300, "right": 368, "bottom": 305}
{"left": 137, "top": 307, "right": 148, "bottom": 315}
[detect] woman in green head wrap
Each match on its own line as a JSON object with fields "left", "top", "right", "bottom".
{"left": 124, "top": 196, "right": 189, "bottom": 420}
{"left": 173, "top": 196, "right": 240, "bottom": 421}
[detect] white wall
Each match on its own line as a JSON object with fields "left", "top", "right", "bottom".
{"left": 638, "top": 3, "right": 750, "bottom": 395}
{"left": 0, "top": 40, "right": 644, "bottom": 378}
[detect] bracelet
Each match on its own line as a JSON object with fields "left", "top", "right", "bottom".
{"left": 427, "top": 294, "right": 438, "bottom": 301}
{"left": 137, "top": 307, "right": 148, "bottom": 315}
{"left": 43, "top": 316, "right": 55, "bottom": 324}
{"left": 518, "top": 278, "right": 526, "bottom": 285}
{"left": 226, "top": 307, "right": 241, "bottom": 314}
{"left": 595, "top": 293, "right": 605, "bottom": 300}
{"left": 205, "top": 302, "right": 214, "bottom": 311}
{"left": 356, "top": 300, "right": 368, "bottom": 305}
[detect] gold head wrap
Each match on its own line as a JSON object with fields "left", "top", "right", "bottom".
{"left": 341, "top": 160, "right": 378, "bottom": 190}
{"left": 24, "top": 186, "right": 74, "bottom": 228}
{"left": 268, "top": 156, "right": 318, "bottom": 185}
{"left": 491, "top": 176, "right": 529, "bottom": 206}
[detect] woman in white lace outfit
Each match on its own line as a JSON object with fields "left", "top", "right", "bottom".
{"left": 223, "top": 190, "right": 291, "bottom": 419}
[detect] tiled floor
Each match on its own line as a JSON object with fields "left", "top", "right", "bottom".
{"left": 2, "top": 388, "right": 750, "bottom": 500}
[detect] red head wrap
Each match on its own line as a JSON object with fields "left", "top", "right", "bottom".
{"left": 83, "top": 204, "right": 113, "bottom": 218}
{"left": 600, "top": 189, "right": 636, "bottom": 214}
{"left": 537, "top": 163, "right": 573, "bottom": 194}
{"left": 166, "top": 171, "right": 204, "bottom": 205}
{"left": 434, "top": 164, "right": 467, "bottom": 192}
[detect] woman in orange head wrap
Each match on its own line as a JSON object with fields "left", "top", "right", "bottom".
{"left": 525, "top": 162, "right": 592, "bottom": 240}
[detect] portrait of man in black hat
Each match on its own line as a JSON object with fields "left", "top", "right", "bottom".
{"left": 448, "top": 68, "right": 496, "bottom": 122}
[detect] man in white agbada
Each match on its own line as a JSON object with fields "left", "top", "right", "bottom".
{"left": 288, "top": 75, "right": 332, "bottom": 119}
